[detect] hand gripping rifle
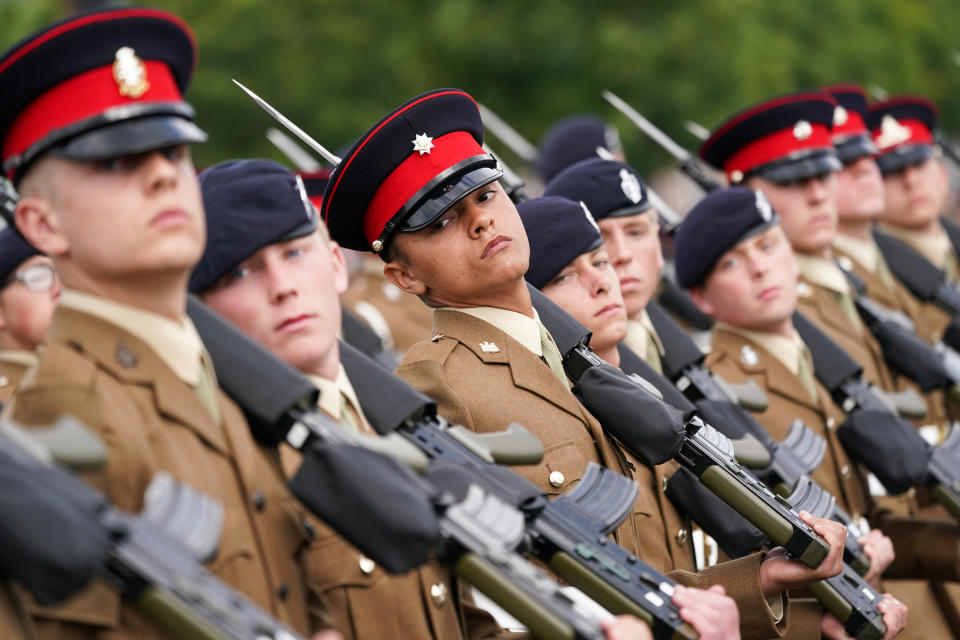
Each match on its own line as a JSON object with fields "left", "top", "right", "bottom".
{"left": 643, "top": 300, "right": 873, "bottom": 575}
{"left": 531, "top": 287, "right": 887, "bottom": 640}
{"left": 793, "top": 311, "right": 960, "bottom": 523}
{"left": 186, "top": 296, "right": 697, "bottom": 640}
{"left": 0, "top": 417, "right": 304, "bottom": 640}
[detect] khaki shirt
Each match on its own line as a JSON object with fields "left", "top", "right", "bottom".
{"left": 0, "top": 350, "right": 36, "bottom": 405}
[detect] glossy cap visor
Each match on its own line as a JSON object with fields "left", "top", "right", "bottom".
{"left": 834, "top": 135, "right": 878, "bottom": 165}
{"left": 875, "top": 144, "right": 934, "bottom": 175}
{"left": 49, "top": 113, "right": 206, "bottom": 164}
{"left": 750, "top": 149, "right": 841, "bottom": 185}
{"left": 385, "top": 159, "right": 502, "bottom": 241}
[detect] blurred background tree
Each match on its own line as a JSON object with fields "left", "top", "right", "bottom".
{"left": 1, "top": 0, "right": 957, "bottom": 181}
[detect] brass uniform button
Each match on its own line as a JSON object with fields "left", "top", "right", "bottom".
{"left": 430, "top": 582, "right": 447, "bottom": 607}
{"left": 840, "top": 464, "right": 851, "bottom": 478}
{"left": 676, "top": 528, "right": 688, "bottom": 545}
{"left": 826, "top": 417, "right": 836, "bottom": 430}
{"left": 549, "top": 471, "right": 565, "bottom": 488}
{"left": 661, "top": 476, "right": 668, "bottom": 493}
{"left": 0, "top": 376, "right": 8, "bottom": 387}
{"left": 251, "top": 490, "right": 266, "bottom": 512}
{"left": 276, "top": 583, "right": 289, "bottom": 601}
{"left": 359, "top": 555, "right": 376, "bottom": 576}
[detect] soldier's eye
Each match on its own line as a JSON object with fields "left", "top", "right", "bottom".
{"left": 228, "top": 266, "right": 252, "bottom": 282}
{"left": 477, "top": 188, "right": 496, "bottom": 203}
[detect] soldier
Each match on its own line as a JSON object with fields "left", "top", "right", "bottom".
{"left": 543, "top": 158, "right": 666, "bottom": 372}
{"left": 0, "top": 227, "right": 59, "bottom": 404}
{"left": 0, "top": 10, "right": 325, "bottom": 639}
{"left": 320, "top": 87, "right": 856, "bottom": 640}
{"left": 868, "top": 96, "right": 958, "bottom": 283}
{"left": 676, "top": 186, "right": 959, "bottom": 640}
{"left": 537, "top": 114, "right": 625, "bottom": 182}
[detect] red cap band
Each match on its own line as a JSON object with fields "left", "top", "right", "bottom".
{"left": 3, "top": 61, "right": 181, "bottom": 162}
{"left": 831, "top": 108, "right": 868, "bottom": 141}
{"left": 362, "top": 130, "right": 485, "bottom": 245}
{"left": 872, "top": 117, "right": 934, "bottom": 152}
{"left": 723, "top": 122, "right": 832, "bottom": 179}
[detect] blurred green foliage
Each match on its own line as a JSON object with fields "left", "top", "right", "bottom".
{"left": 1, "top": 0, "right": 958, "bottom": 177}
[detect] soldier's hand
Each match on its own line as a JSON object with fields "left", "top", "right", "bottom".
{"left": 759, "top": 511, "right": 846, "bottom": 597}
{"left": 601, "top": 615, "right": 653, "bottom": 640}
{"left": 859, "top": 529, "right": 895, "bottom": 586}
{"left": 671, "top": 584, "right": 740, "bottom": 640}
{"left": 821, "top": 594, "right": 907, "bottom": 640}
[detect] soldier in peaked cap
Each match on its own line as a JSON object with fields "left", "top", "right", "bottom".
{"left": 0, "top": 226, "right": 60, "bottom": 404}
{"left": 544, "top": 158, "right": 668, "bottom": 372}
{"left": 868, "top": 96, "right": 960, "bottom": 284}
{"left": 322, "top": 87, "right": 860, "bottom": 640}
{"left": 0, "top": 9, "right": 324, "bottom": 639}
{"left": 700, "top": 92, "right": 903, "bottom": 402}
{"left": 536, "top": 114, "right": 625, "bottom": 182}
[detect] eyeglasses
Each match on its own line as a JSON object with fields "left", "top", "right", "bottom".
{"left": 2, "top": 263, "right": 56, "bottom": 292}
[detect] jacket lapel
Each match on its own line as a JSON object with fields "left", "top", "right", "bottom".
{"left": 49, "top": 306, "right": 231, "bottom": 456}
{"left": 711, "top": 328, "right": 822, "bottom": 413}
{"left": 797, "top": 278, "right": 862, "bottom": 342}
{"left": 433, "top": 309, "right": 586, "bottom": 420}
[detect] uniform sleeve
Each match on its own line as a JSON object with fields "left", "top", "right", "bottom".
{"left": 876, "top": 512, "right": 960, "bottom": 581}
{"left": 669, "top": 552, "right": 790, "bottom": 640}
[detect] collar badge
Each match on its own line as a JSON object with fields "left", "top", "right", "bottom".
{"left": 740, "top": 345, "right": 759, "bottom": 366}
{"left": 412, "top": 133, "right": 435, "bottom": 156}
{"left": 479, "top": 341, "right": 500, "bottom": 353}
{"left": 113, "top": 47, "right": 150, "bottom": 99}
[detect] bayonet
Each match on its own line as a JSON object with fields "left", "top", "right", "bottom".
{"left": 683, "top": 121, "right": 710, "bottom": 142}
{"left": 266, "top": 127, "right": 323, "bottom": 171}
{"left": 233, "top": 79, "right": 341, "bottom": 166}
{"left": 478, "top": 103, "right": 541, "bottom": 164}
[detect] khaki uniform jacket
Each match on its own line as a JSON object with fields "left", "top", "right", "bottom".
{"left": 0, "top": 352, "right": 33, "bottom": 405}
{"left": 794, "top": 278, "right": 896, "bottom": 393}
{"left": 2, "top": 307, "right": 312, "bottom": 639}
{"left": 397, "top": 310, "right": 787, "bottom": 639}
{"left": 1, "top": 579, "right": 34, "bottom": 640}
{"left": 707, "top": 327, "right": 960, "bottom": 639}
{"left": 341, "top": 259, "right": 434, "bottom": 353}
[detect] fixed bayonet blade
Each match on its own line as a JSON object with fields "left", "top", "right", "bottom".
{"left": 233, "top": 79, "right": 341, "bottom": 166}
{"left": 601, "top": 89, "right": 692, "bottom": 162}
{"left": 266, "top": 127, "right": 323, "bottom": 171}
{"left": 478, "top": 103, "right": 540, "bottom": 164}
{"left": 645, "top": 187, "right": 681, "bottom": 230}
{"left": 684, "top": 120, "right": 710, "bottom": 141}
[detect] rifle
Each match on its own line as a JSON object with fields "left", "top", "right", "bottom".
{"left": 0, "top": 417, "right": 304, "bottom": 640}
{"left": 793, "top": 311, "right": 960, "bottom": 523}
{"left": 643, "top": 300, "right": 873, "bottom": 575}
{"left": 186, "top": 296, "right": 698, "bottom": 640}
{"left": 601, "top": 90, "right": 722, "bottom": 194}
{"left": 531, "top": 287, "right": 887, "bottom": 640}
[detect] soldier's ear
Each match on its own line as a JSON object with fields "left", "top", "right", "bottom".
{"left": 326, "top": 240, "right": 349, "bottom": 296}
{"left": 688, "top": 285, "right": 715, "bottom": 316}
{"left": 14, "top": 196, "right": 69, "bottom": 258}
{"left": 383, "top": 260, "right": 427, "bottom": 296}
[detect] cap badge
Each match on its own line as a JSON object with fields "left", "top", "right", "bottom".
{"left": 740, "top": 345, "right": 759, "bottom": 367}
{"left": 876, "top": 115, "right": 912, "bottom": 150}
{"left": 619, "top": 168, "right": 643, "bottom": 204}
{"left": 754, "top": 190, "right": 773, "bottom": 222}
{"left": 479, "top": 341, "right": 500, "bottom": 353}
{"left": 412, "top": 133, "right": 435, "bottom": 156}
{"left": 113, "top": 47, "right": 150, "bottom": 99}
{"left": 792, "top": 120, "right": 813, "bottom": 141}
{"left": 833, "top": 106, "right": 849, "bottom": 127}
{"left": 580, "top": 201, "right": 601, "bottom": 233}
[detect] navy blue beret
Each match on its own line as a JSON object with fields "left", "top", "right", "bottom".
{"left": 674, "top": 187, "right": 780, "bottom": 288}
{"left": 544, "top": 157, "right": 650, "bottom": 221}
{"left": 0, "top": 226, "right": 39, "bottom": 283}
{"left": 537, "top": 115, "right": 621, "bottom": 182}
{"left": 518, "top": 196, "right": 603, "bottom": 290}
{"left": 190, "top": 158, "right": 317, "bottom": 293}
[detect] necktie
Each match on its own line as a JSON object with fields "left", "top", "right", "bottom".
{"left": 835, "top": 291, "right": 863, "bottom": 335}
{"left": 339, "top": 393, "right": 362, "bottom": 432}
{"left": 193, "top": 355, "right": 222, "bottom": 424}
{"left": 537, "top": 322, "right": 568, "bottom": 384}
{"left": 796, "top": 349, "right": 819, "bottom": 402}
{"left": 645, "top": 328, "right": 664, "bottom": 375}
